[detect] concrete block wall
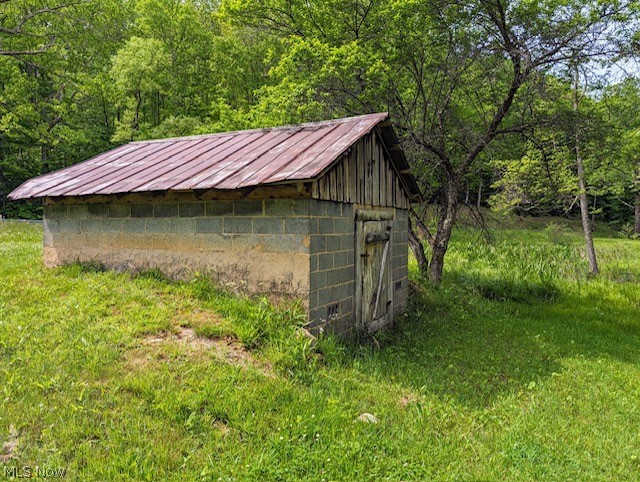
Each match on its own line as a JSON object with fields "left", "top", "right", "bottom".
{"left": 391, "top": 209, "right": 409, "bottom": 317}
{"left": 307, "top": 202, "right": 409, "bottom": 337}
{"left": 43, "top": 198, "right": 312, "bottom": 295}
{"left": 307, "top": 200, "right": 356, "bottom": 337}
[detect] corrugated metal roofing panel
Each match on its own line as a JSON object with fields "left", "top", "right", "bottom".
{"left": 8, "top": 112, "right": 421, "bottom": 201}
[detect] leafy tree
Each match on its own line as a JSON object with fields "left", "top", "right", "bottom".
{"left": 135, "top": 0, "right": 219, "bottom": 117}
{"left": 224, "top": 0, "right": 637, "bottom": 282}
{"left": 601, "top": 78, "right": 640, "bottom": 234}
{"left": 490, "top": 147, "right": 577, "bottom": 216}
{"left": 110, "top": 36, "right": 171, "bottom": 142}
{"left": 0, "top": 0, "right": 73, "bottom": 57}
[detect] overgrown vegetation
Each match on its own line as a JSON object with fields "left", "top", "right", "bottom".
{"left": 1, "top": 221, "right": 638, "bottom": 480}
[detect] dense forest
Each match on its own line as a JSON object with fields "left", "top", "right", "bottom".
{"left": 1, "top": 0, "right": 639, "bottom": 280}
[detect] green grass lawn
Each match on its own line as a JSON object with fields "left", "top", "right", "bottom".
{"left": 1, "top": 220, "right": 639, "bottom": 481}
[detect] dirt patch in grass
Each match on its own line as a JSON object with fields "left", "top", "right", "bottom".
{"left": 125, "top": 320, "right": 273, "bottom": 376}
{"left": 398, "top": 393, "right": 420, "bottom": 408}
{"left": 0, "top": 425, "right": 18, "bottom": 462}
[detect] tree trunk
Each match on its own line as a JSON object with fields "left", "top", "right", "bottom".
{"left": 635, "top": 165, "right": 640, "bottom": 235}
{"left": 573, "top": 64, "right": 598, "bottom": 275}
{"left": 576, "top": 160, "right": 598, "bottom": 274}
{"left": 476, "top": 180, "right": 482, "bottom": 209}
{"left": 428, "top": 182, "right": 458, "bottom": 283}
{"left": 635, "top": 192, "right": 640, "bottom": 235}
{"left": 408, "top": 219, "right": 428, "bottom": 275}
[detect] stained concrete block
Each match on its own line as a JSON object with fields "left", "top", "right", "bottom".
{"left": 333, "top": 282, "right": 353, "bottom": 301}
{"left": 393, "top": 232, "right": 408, "bottom": 245}
{"left": 88, "top": 204, "right": 108, "bottom": 218}
{"left": 310, "top": 235, "right": 326, "bottom": 253}
{"left": 341, "top": 296, "right": 354, "bottom": 314}
{"left": 338, "top": 266, "right": 354, "bottom": 283}
{"left": 198, "top": 233, "right": 232, "bottom": 248}
{"left": 68, "top": 205, "right": 88, "bottom": 219}
{"left": 234, "top": 200, "right": 263, "bottom": 216}
{"left": 310, "top": 253, "right": 318, "bottom": 272}
{"left": 309, "top": 307, "right": 324, "bottom": 325}
{"left": 308, "top": 290, "right": 319, "bottom": 310}
{"left": 146, "top": 218, "right": 172, "bottom": 234}
{"left": 326, "top": 268, "right": 341, "bottom": 286}
{"left": 318, "top": 217, "right": 334, "bottom": 234}
{"left": 326, "top": 202, "right": 341, "bottom": 217}
{"left": 195, "top": 218, "right": 223, "bottom": 234}
{"left": 334, "top": 218, "right": 352, "bottom": 233}
{"left": 42, "top": 190, "right": 410, "bottom": 339}
{"left": 154, "top": 203, "right": 179, "bottom": 218}
{"left": 234, "top": 234, "right": 263, "bottom": 250}
{"left": 393, "top": 254, "right": 405, "bottom": 269}
{"left": 310, "top": 270, "right": 326, "bottom": 289}
{"left": 308, "top": 218, "right": 319, "bottom": 235}
{"left": 80, "top": 219, "right": 101, "bottom": 233}
{"left": 206, "top": 201, "right": 233, "bottom": 216}
{"left": 45, "top": 205, "right": 68, "bottom": 219}
{"left": 108, "top": 204, "right": 131, "bottom": 218}
{"left": 260, "top": 234, "right": 309, "bottom": 253}
{"left": 224, "top": 217, "right": 253, "bottom": 234}
{"left": 318, "top": 287, "right": 333, "bottom": 306}
{"left": 313, "top": 201, "right": 329, "bottom": 217}
{"left": 254, "top": 217, "right": 284, "bottom": 235}
{"left": 171, "top": 218, "right": 196, "bottom": 233}
{"left": 393, "top": 266, "right": 407, "bottom": 281}
{"left": 318, "top": 252, "right": 333, "bottom": 270}
{"left": 120, "top": 218, "right": 146, "bottom": 234}
{"left": 60, "top": 219, "right": 84, "bottom": 233}
{"left": 341, "top": 234, "right": 355, "bottom": 251}
{"left": 43, "top": 221, "right": 54, "bottom": 247}
{"left": 131, "top": 204, "right": 153, "bottom": 218}
{"left": 102, "top": 219, "right": 123, "bottom": 233}
{"left": 333, "top": 250, "right": 351, "bottom": 268}
{"left": 284, "top": 217, "right": 309, "bottom": 235}
{"left": 264, "top": 199, "right": 310, "bottom": 217}
{"left": 326, "top": 235, "right": 342, "bottom": 253}
{"left": 179, "top": 203, "right": 205, "bottom": 218}
{"left": 44, "top": 218, "right": 61, "bottom": 234}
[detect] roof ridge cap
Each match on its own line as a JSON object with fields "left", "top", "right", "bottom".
{"left": 130, "top": 112, "right": 389, "bottom": 145}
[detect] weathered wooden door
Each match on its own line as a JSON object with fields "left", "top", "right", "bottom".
{"left": 354, "top": 209, "right": 394, "bottom": 334}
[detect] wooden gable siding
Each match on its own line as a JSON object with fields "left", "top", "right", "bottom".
{"left": 311, "top": 132, "right": 410, "bottom": 209}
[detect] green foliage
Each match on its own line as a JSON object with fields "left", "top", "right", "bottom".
{"left": 134, "top": 268, "right": 172, "bottom": 283}
{"left": 489, "top": 73, "right": 615, "bottom": 221}
{"left": 491, "top": 148, "right": 577, "bottom": 215}
{"left": 619, "top": 223, "right": 640, "bottom": 240}
{"left": 542, "top": 221, "right": 574, "bottom": 245}
{"left": 110, "top": 36, "right": 171, "bottom": 142}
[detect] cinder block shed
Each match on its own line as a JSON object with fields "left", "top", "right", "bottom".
{"left": 9, "top": 113, "right": 421, "bottom": 336}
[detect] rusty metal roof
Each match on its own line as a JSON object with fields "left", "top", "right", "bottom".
{"left": 9, "top": 112, "right": 421, "bottom": 201}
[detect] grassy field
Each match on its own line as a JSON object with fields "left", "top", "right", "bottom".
{"left": 1, "top": 220, "right": 639, "bottom": 481}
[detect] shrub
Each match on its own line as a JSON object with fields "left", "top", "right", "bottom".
{"left": 543, "top": 221, "right": 573, "bottom": 245}
{"left": 618, "top": 223, "right": 640, "bottom": 240}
